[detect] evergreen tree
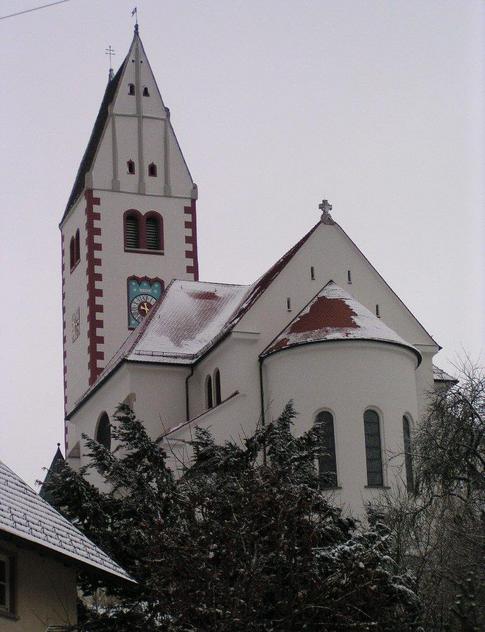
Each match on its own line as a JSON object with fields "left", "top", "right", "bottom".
{"left": 46, "top": 403, "right": 421, "bottom": 631}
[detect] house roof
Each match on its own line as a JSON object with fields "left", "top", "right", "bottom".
{"left": 0, "top": 460, "right": 133, "bottom": 582}
{"left": 262, "top": 281, "right": 421, "bottom": 363}
{"left": 433, "top": 365, "right": 458, "bottom": 383}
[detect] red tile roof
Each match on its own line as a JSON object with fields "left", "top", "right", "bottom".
{"left": 262, "top": 281, "right": 421, "bottom": 363}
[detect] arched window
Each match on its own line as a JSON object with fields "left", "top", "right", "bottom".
{"left": 96, "top": 412, "right": 111, "bottom": 450}
{"left": 75, "top": 229, "right": 80, "bottom": 264}
{"left": 145, "top": 215, "right": 162, "bottom": 250}
{"left": 364, "top": 410, "right": 383, "bottom": 486}
{"left": 69, "top": 236, "right": 75, "bottom": 270}
{"left": 125, "top": 213, "right": 140, "bottom": 249}
{"left": 214, "top": 369, "right": 222, "bottom": 405}
{"left": 143, "top": 86, "right": 150, "bottom": 97}
{"left": 128, "top": 83, "right": 135, "bottom": 95}
{"left": 148, "top": 162, "right": 157, "bottom": 177}
{"left": 206, "top": 375, "right": 213, "bottom": 409}
{"left": 127, "top": 160, "right": 136, "bottom": 174}
{"left": 315, "top": 411, "right": 337, "bottom": 488}
{"left": 403, "top": 416, "right": 414, "bottom": 493}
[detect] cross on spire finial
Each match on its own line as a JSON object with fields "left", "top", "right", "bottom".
{"left": 318, "top": 199, "right": 335, "bottom": 224}
{"left": 132, "top": 6, "right": 138, "bottom": 31}
{"left": 105, "top": 45, "right": 115, "bottom": 80}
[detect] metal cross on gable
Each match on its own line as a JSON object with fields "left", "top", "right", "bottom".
{"left": 318, "top": 198, "right": 335, "bottom": 225}
{"left": 319, "top": 199, "right": 332, "bottom": 214}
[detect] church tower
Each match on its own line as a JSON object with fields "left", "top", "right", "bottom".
{"left": 60, "top": 27, "right": 198, "bottom": 417}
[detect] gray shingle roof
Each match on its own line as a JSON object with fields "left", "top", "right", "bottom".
{"left": 0, "top": 460, "right": 133, "bottom": 582}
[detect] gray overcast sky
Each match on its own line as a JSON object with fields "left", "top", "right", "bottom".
{"left": 0, "top": 0, "right": 483, "bottom": 486}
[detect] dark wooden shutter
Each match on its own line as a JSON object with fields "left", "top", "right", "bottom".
{"left": 125, "top": 215, "right": 140, "bottom": 249}
{"left": 315, "top": 411, "right": 337, "bottom": 488}
{"left": 364, "top": 410, "right": 383, "bottom": 486}
{"left": 146, "top": 217, "right": 160, "bottom": 250}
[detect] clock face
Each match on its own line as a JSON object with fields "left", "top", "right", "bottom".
{"left": 130, "top": 293, "right": 157, "bottom": 323}
{"left": 127, "top": 277, "right": 163, "bottom": 328}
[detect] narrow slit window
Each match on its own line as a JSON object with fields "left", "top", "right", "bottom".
{"left": 403, "top": 416, "right": 414, "bottom": 493}
{"left": 125, "top": 214, "right": 140, "bottom": 249}
{"left": 206, "top": 375, "right": 213, "bottom": 409}
{"left": 364, "top": 410, "right": 383, "bottom": 486}
{"left": 214, "top": 369, "right": 222, "bottom": 405}
{"left": 376, "top": 304, "right": 380, "bottom": 318}
{"left": 128, "top": 83, "right": 135, "bottom": 95}
{"left": 145, "top": 217, "right": 161, "bottom": 250}
{"left": 69, "top": 236, "right": 75, "bottom": 270}
{"left": 96, "top": 412, "right": 111, "bottom": 450}
{"left": 315, "top": 411, "right": 337, "bottom": 488}
{"left": 310, "top": 266, "right": 315, "bottom": 280}
{"left": 75, "top": 229, "right": 80, "bottom": 264}
{"left": 143, "top": 86, "right": 150, "bottom": 97}
{"left": 127, "top": 160, "right": 136, "bottom": 174}
{"left": 286, "top": 298, "right": 292, "bottom": 311}
{"left": 347, "top": 270, "right": 352, "bottom": 284}
{"left": 148, "top": 163, "right": 157, "bottom": 177}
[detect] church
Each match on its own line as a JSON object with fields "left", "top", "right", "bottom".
{"left": 61, "top": 27, "right": 453, "bottom": 515}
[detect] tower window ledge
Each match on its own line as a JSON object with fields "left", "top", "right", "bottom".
{"left": 70, "top": 259, "right": 80, "bottom": 274}
{"left": 124, "top": 247, "right": 164, "bottom": 256}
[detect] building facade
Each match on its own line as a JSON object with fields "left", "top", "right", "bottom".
{"left": 62, "top": 29, "right": 451, "bottom": 516}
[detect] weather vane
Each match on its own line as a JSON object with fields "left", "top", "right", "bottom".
{"left": 105, "top": 45, "right": 116, "bottom": 81}
{"left": 132, "top": 6, "right": 138, "bottom": 31}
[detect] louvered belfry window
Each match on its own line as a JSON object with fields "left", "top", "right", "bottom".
{"left": 125, "top": 214, "right": 140, "bottom": 249}
{"left": 364, "top": 410, "right": 384, "bottom": 486}
{"left": 315, "top": 411, "right": 337, "bottom": 488}
{"left": 146, "top": 217, "right": 160, "bottom": 250}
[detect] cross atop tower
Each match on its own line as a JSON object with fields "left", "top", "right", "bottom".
{"left": 319, "top": 199, "right": 335, "bottom": 225}
{"left": 105, "top": 45, "right": 115, "bottom": 81}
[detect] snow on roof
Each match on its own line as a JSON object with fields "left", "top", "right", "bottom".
{"left": 0, "top": 460, "right": 133, "bottom": 582}
{"left": 262, "top": 281, "right": 421, "bottom": 363}
{"left": 128, "top": 280, "right": 250, "bottom": 362}
{"left": 433, "top": 365, "right": 458, "bottom": 383}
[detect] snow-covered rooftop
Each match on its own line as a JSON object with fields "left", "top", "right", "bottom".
{"left": 0, "top": 460, "right": 133, "bottom": 582}
{"left": 128, "top": 280, "right": 250, "bottom": 363}
{"left": 433, "top": 365, "right": 457, "bottom": 383}
{"left": 262, "top": 281, "right": 420, "bottom": 362}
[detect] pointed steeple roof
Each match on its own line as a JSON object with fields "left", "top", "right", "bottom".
{"left": 62, "top": 58, "right": 125, "bottom": 221}
{"left": 61, "top": 27, "right": 191, "bottom": 223}
{"left": 262, "top": 281, "right": 421, "bottom": 363}
{"left": 39, "top": 443, "right": 65, "bottom": 503}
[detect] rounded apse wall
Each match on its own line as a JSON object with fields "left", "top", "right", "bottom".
{"left": 262, "top": 340, "right": 419, "bottom": 514}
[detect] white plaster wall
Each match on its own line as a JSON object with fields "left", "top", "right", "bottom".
{"left": 189, "top": 332, "right": 262, "bottom": 430}
{"left": 262, "top": 340, "right": 419, "bottom": 515}
{"left": 61, "top": 196, "right": 90, "bottom": 411}
{"left": 95, "top": 190, "right": 194, "bottom": 369}
{"left": 67, "top": 363, "right": 189, "bottom": 471}
{"left": 0, "top": 542, "right": 77, "bottom": 631}
{"left": 236, "top": 221, "right": 438, "bottom": 417}
{"left": 165, "top": 391, "right": 250, "bottom": 475}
